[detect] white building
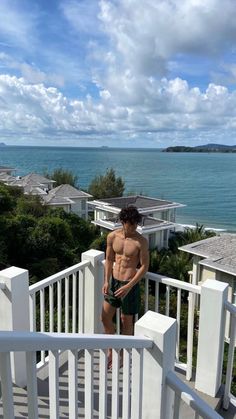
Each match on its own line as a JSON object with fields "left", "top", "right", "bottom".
{"left": 179, "top": 233, "right": 236, "bottom": 304}
{"left": 0, "top": 171, "right": 92, "bottom": 219}
{"left": 89, "top": 195, "right": 185, "bottom": 249}
{"left": 42, "top": 184, "right": 93, "bottom": 219}
{"left": 7, "top": 172, "right": 56, "bottom": 193}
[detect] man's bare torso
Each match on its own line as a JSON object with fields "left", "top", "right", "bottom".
{"left": 110, "top": 228, "right": 144, "bottom": 281}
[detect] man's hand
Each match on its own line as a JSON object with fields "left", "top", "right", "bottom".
{"left": 114, "top": 283, "right": 132, "bottom": 299}
{"left": 102, "top": 282, "right": 109, "bottom": 295}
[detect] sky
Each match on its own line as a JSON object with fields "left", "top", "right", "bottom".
{"left": 1, "top": 0, "right": 236, "bottom": 148}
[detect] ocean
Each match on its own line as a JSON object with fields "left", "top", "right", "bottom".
{"left": 1, "top": 145, "right": 236, "bottom": 232}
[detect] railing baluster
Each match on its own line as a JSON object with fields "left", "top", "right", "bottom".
{"left": 186, "top": 291, "right": 195, "bottom": 381}
{"left": 131, "top": 348, "right": 143, "bottom": 419}
{"left": 223, "top": 313, "right": 236, "bottom": 409}
{"left": 99, "top": 349, "right": 107, "bottom": 419}
{"left": 165, "top": 285, "right": 170, "bottom": 316}
{"left": 65, "top": 275, "right": 69, "bottom": 333}
{"left": 72, "top": 273, "right": 77, "bottom": 333}
{"left": 122, "top": 348, "right": 131, "bottom": 419}
{"left": 85, "top": 349, "right": 94, "bottom": 419}
{"left": 0, "top": 353, "right": 14, "bottom": 419}
{"left": 78, "top": 270, "right": 84, "bottom": 333}
{"left": 26, "top": 351, "right": 38, "bottom": 418}
{"left": 116, "top": 309, "right": 121, "bottom": 335}
{"left": 49, "top": 350, "right": 59, "bottom": 419}
{"left": 29, "top": 293, "right": 36, "bottom": 332}
{"left": 112, "top": 348, "right": 120, "bottom": 419}
{"left": 176, "top": 288, "right": 181, "bottom": 361}
{"left": 155, "top": 281, "right": 159, "bottom": 312}
{"left": 68, "top": 349, "right": 78, "bottom": 419}
{"left": 173, "top": 392, "right": 181, "bottom": 419}
{"left": 49, "top": 284, "right": 54, "bottom": 332}
{"left": 57, "top": 279, "right": 62, "bottom": 333}
{"left": 145, "top": 278, "right": 149, "bottom": 312}
{"left": 40, "top": 288, "right": 45, "bottom": 363}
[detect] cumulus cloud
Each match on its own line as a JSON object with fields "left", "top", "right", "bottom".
{"left": 1, "top": 74, "right": 236, "bottom": 145}
{"left": 1, "top": 0, "right": 236, "bottom": 145}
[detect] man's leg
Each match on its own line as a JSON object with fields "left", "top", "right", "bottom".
{"left": 101, "top": 300, "right": 116, "bottom": 334}
{"left": 120, "top": 313, "right": 134, "bottom": 335}
{"left": 101, "top": 301, "right": 117, "bottom": 367}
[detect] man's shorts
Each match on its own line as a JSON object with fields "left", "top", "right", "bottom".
{"left": 104, "top": 275, "right": 140, "bottom": 315}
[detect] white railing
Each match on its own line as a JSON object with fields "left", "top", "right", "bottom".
{"left": 143, "top": 272, "right": 201, "bottom": 380}
{"left": 166, "top": 371, "right": 223, "bottom": 419}
{"left": 29, "top": 260, "right": 90, "bottom": 365}
{"left": 223, "top": 301, "right": 236, "bottom": 410}
{"left": 0, "top": 330, "right": 152, "bottom": 419}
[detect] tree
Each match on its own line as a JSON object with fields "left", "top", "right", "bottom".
{"left": 88, "top": 168, "right": 125, "bottom": 199}
{"left": 45, "top": 168, "right": 78, "bottom": 187}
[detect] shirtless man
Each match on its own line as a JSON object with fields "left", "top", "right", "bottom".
{"left": 101, "top": 206, "right": 149, "bottom": 367}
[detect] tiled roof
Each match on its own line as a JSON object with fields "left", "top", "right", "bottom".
{"left": 48, "top": 184, "right": 92, "bottom": 198}
{"left": 20, "top": 173, "right": 55, "bottom": 186}
{"left": 179, "top": 234, "right": 236, "bottom": 276}
{"left": 93, "top": 195, "right": 184, "bottom": 211}
{"left": 42, "top": 194, "right": 75, "bottom": 205}
{"left": 0, "top": 166, "right": 15, "bottom": 172}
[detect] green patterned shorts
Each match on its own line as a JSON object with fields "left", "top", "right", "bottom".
{"left": 104, "top": 275, "right": 140, "bottom": 315}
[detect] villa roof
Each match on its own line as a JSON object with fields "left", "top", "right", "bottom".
{"left": 0, "top": 166, "right": 16, "bottom": 173}
{"left": 48, "top": 184, "right": 92, "bottom": 199}
{"left": 42, "top": 194, "right": 75, "bottom": 206}
{"left": 92, "top": 215, "right": 175, "bottom": 233}
{"left": 89, "top": 195, "right": 184, "bottom": 213}
{"left": 20, "top": 173, "right": 56, "bottom": 186}
{"left": 179, "top": 234, "right": 236, "bottom": 276}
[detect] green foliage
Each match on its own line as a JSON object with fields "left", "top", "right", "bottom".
{"left": 0, "top": 185, "right": 15, "bottom": 213}
{"left": 16, "top": 195, "right": 46, "bottom": 217}
{"left": 88, "top": 168, "right": 125, "bottom": 199}
{"left": 89, "top": 232, "right": 108, "bottom": 252}
{"left": 0, "top": 183, "right": 99, "bottom": 281}
{"left": 168, "top": 223, "right": 216, "bottom": 253}
{"left": 45, "top": 168, "right": 78, "bottom": 187}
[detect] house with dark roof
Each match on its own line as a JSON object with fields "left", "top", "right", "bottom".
{"left": 89, "top": 195, "right": 185, "bottom": 249}
{"left": 8, "top": 173, "right": 56, "bottom": 193}
{"left": 42, "top": 184, "right": 93, "bottom": 219}
{"left": 179, "top": 234, "right": 236, "bottom": 304}
{"left": 179, "top": 233, "right": 236, "bottom": 339}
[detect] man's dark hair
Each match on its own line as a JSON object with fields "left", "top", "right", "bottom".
{"left": 119, "top": 206, "right": 142, "bottom": 225}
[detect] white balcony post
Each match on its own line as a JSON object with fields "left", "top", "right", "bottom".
{"left": 82, "top": 250, "right": 105, "bottom": 333}
{"left": 135, "top": 311, "right": 176, "bottom": 419}
{"left": 0, "top": 267, "right": 30, "bottom": 387}
{"left": 195, "top": 279, "right": 228, "bottom": 397}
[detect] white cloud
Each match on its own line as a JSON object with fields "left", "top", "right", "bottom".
{"left": 1, "top": 74, "right": 236, "bottom": 145}
{"left": 1, "top": 0, "right": 236, "bottom": 146}
{"left": 60, "top": 0, "right": 101, "bottom": 36}
{"left": 0, "top": 0, "right": 38, "bottom": 49}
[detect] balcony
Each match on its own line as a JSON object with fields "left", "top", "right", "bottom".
{"left": 0, "top": 249, "right": 235, "bottom": 418}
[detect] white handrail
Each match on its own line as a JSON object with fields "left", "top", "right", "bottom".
{"left": 145, "top": 271, "right": 201, "bottom": 294}
{"left": 166, "top": 370, "right": 223, "bottom": 419}
{"left": 0, "top": 331, "right": 153, "bottom": 352}
{"left": 29, "top": 260, "right": 90, "bottom": 293}
{"left": 223, "top": 301, "right": 236, "bottom": 409}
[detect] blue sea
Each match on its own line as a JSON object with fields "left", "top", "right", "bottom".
{"left": 1, "top": 146, "right": 236, "bottom": 232}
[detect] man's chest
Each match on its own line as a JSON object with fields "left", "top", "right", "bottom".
{"left": 113, "top": 236, "right": 140, "bottom": 257}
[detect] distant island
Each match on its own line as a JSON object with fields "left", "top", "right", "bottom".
{"left": 163, "top": 143, "right": 236, "bottom": 153}
{"left": 0, "top": 142, "right": 6, "bottom": 147}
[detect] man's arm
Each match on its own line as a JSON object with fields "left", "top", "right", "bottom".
{"left": 114, "top": 237, "right": 149, "bottom": 298}
{"left": 102, "top": 232, "right": 115, "bottom": 295}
